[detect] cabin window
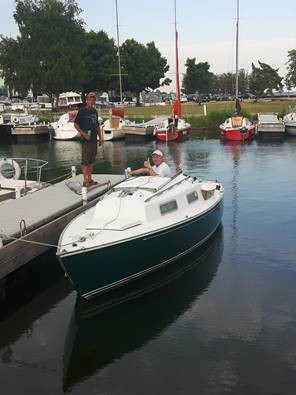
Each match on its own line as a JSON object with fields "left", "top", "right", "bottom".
{"left": 187, "top": 191, "right": 199, "bottom": 204}
{"left": 160, "top": 200, "right": 178, "bottom": 215}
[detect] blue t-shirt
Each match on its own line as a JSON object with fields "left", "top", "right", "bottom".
{"left": 74, "top": 106, "right": 99, "bottom": 143}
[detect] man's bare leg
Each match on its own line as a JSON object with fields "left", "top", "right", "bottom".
{"left": 88, "top": 164, "right": 94, "bottom": 183}
{"left": 82, "top": 165, "right": 89, "bottom": 186}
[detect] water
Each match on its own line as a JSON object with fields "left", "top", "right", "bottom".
{"left": 1, "top": 135, "right": 296, "bottom": 394}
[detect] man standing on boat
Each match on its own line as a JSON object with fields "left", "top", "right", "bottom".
{"left": 129, "top": 149, "right": 171, "bottom": 177}
{"left": 74, "top": 92, "right": 103, "bottom": 187}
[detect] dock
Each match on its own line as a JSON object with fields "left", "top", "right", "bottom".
{"left": 11, "top": 124, "right": 51, "bottom": 142}
{"left": 256, "top": 113, "right": 285, "bottom": 139}
{"left": 121, "top": 125, "right": 154, "bottom": 140}
{"left": 0, "top": 173, "right": 124, "bottom": 297}
{"left": 121, "top": 116, "right": 167, "bottom": 141}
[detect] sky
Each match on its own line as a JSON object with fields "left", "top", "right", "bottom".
{"left": 1, "top": 0, "right": 296, "bottom": 91}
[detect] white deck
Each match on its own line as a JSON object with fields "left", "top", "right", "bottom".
{"left": 0, "top": 174, "right": 124, "bottom": 239}
{"left": 257, "top": 113, "right": 285, "bottom": 133}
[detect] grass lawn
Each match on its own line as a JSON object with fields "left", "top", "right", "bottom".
{"left": 34, "top": 98, "right": 296, "bottom": 126}
{"left": 100, "top": 99, "right": 296, "bottom": 118}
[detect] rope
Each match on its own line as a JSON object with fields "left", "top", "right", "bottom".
{"left": 47, "top": 171, "right": 72, "bottom": 184}
{"left": 0, "top": 234, "right": 58, "bottom": 248}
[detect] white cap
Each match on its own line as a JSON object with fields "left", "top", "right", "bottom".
{"left": 152, "top": 149, "right": 163, "bottom": 156}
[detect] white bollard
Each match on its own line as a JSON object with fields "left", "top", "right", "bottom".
{"left": 71, "top": 166, "right": 77, "bottom": 178}
{"left": 15, "top": 187, "right": 21, "bottom": 199}
{"left": 81, "top": 186, "right": 88, "bottom": 205}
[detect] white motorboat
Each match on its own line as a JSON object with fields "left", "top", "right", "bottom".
{"left": 57, "top": 172, "right": 224, "bottom": 299}
{"left": 52, "top": 112, "right": 104, "bottom": 141}
{"left": 51, "top": 112, "right": 80, "bottom": 140}
{"left": 283, "top": 111, "right": 296, "bottom": 136}
{"left": 0, "top": 106, "right": 39, "bottom": 126}
{"left": 57, "top": 92, "right": 82, "bottom": 110}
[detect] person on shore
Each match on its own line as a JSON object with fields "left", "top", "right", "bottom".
{"left": 129, "top": 149, "right": 171, "bottom": 177}
{"left": 74, "top": 92, "right": 104, "bottom": 187}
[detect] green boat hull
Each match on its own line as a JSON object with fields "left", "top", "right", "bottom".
{"left": 59, "top": 201, "right": 223, "bottom": 298}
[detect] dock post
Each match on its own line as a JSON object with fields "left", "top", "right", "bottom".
{"left": 81, "top": 187, "right": 88, "bottom": 205}
{"left": 71, "top": 166, "right": 76, "bottom": 178}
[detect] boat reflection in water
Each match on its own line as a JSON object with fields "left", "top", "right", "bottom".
{"left": 63, "top": 226, "right": 224, "bottom": 391}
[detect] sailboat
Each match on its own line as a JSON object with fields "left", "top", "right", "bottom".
{"left": 154, "top": 0, "right": 191, "bottom": 142}
{"left": 102, "top": 0, "right": 132, "bottom": 141}
{"left": 220, "top": 0, "right": 255, "bottom": 142}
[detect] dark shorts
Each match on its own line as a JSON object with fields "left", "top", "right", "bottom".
{"left": 81, "top": 142, "right": 97, "bottom": 165}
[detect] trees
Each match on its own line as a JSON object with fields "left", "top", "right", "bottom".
{"left": 0, "top": 0, "right": 85, "bottom": 103}
{"left": 182, "top": 59, "right": 213, "bottom": 95}
{"left": 82, "top": 30, "right": 118, "bottom": 94}
{"left": 249, "top": 61, "right": 283, "bottom": 97}
{"left": 285, "top": 49, "right": 296, "bottom": 89}
{"left": 120, "top": 39, "right": 170, "bottom": 104}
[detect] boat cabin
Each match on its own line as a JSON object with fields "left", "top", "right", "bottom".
{"left": 86, "top": 175, "right": 221, "bottom": 232}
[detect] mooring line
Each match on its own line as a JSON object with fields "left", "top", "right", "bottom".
{"left": 0, "top": 234, "right": 58, "bottom": 248}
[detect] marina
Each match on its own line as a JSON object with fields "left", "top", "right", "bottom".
{"left": 1, "top": 0, "right": 296, "bottom": 393}
{"left": 0, "top": 135, "right": 296, "bottom": 394}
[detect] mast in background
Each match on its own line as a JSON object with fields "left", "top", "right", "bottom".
{"left": 115, "top": 0, "right": 123, "bottom": 105}
{"left": 235, "top": 0, "right": 239, "bottom": 101}
{"left": 173, "top": 0, "right": 182, "bottom": 117}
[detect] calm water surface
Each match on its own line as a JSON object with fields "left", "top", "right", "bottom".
{"left": 0, "top": 135, "right": 296, "bottom": 394}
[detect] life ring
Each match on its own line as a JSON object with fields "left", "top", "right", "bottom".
{"left": 0, "top": 158, "right": 21, "bottom": 180}
{"left": 12, "top": 116, "right": 19, "bottom": 124}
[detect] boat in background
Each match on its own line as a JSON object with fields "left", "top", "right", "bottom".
{"left": 102, "top": 0, "right": 132, "bottom": 141}
{"left": 57, "top": 172, "right": 224, "bottom": 299}
{"left": 220, "top": 0, "right": 255, "bottom": 142}
{"left": 51, "top": 112, "right": 80, "bottom": 140}
{"left": 0, "top": 157, "right": 48, "bottom": 203}
{"left": 154, "top": 0, "right": 191, "bottom": 142}
{"left": 57, "top": 92, "right": 82, "bottom": 110}
{"left": 52, "top": 111, "right": 103, "bottom": 141}
{"left": 283, "top": 108, "right": 296, "bottom": 136}
{"left": 102, "top": 107, "right": 133, "bottom": 141}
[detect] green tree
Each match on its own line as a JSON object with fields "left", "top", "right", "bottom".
{"left": 0, "top": 36, "right": 31, "bottom": 96}
{"left": 82, "top": 30, "right": 118, "bottom": 94}
{"left": 211, "top": 70, "right": 249, "bottom": 96}
{"left": 249, "top": 61, "right": 283, "bottom": 97}
{"left": 285, "top": 49, "right": 296, "bottom": 89}
{"left": 121, "top": 39, "right": 170, "bottom": 105}
{"left": 182, "top": 59, "right": 213, "bottom": 94}
{"left": 0, "top": 0, "right": 85, "bottom": 103}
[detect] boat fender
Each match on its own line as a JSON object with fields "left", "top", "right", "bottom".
{"left": 0, "top": 158, "right": 21, "bottom": 180}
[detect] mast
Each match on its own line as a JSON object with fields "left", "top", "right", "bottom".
{"left": 174, "top": 0, "right": 182, "bottom": 117}
{"left": 235, "top": 0, "right": 239, "bottom": 101}
{"left": 115, "top": 0, "right": 123, "bottom": 105}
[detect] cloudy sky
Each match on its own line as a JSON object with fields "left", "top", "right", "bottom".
{"left": 1, "top": 0, "right": 296, "bottom": 90}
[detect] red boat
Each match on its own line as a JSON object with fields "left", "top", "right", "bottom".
{"left": 155, "top": 4, "right": 191, "bottom": 143}
{"left": 220, "top": 112, "right": 256, "bottom": 142}
{"left": 220, "top": 0, "right": 255, "bottom": 142}
{"left": 154, "top": 116, "right": 191, "bottom": 142}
